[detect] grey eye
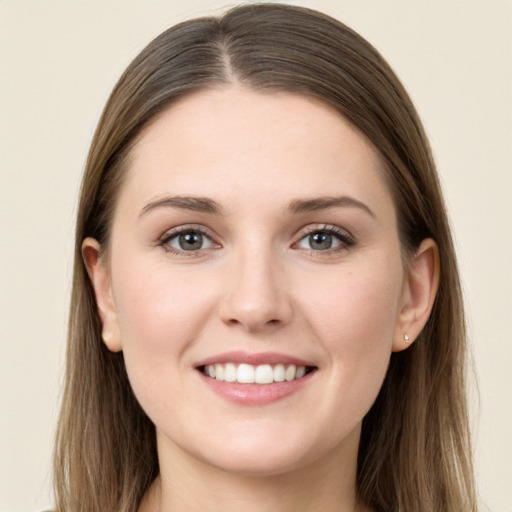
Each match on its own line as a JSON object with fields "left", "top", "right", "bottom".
{"left": 166, "top": 230, "right": 214, "bottom": 251}
{"left": 297, "top": 231, "right": 345, "bottom": 251}
{"left": 309, "top": 232, "right": 333, "bottom": 250}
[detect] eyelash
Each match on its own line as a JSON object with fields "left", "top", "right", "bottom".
{"left": 294, "top": 224, "right": 355, "bottom": 255}
{"left": 160, "top": 225, "right": 218, "bottom": 257}
{"left": 159, "top": 224, "right": 355, "bottom": 256}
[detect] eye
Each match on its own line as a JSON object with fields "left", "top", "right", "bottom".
{"left": 163, "top": 228, "right": 215, "bottom": 253}
{"left": 295, "top": 226, "right": 354, "bottom": 252}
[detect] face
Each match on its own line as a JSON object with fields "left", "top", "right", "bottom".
{"left": 93, "top": 87, "right": 414, "bottom": 477}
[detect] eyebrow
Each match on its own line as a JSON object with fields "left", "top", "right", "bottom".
{"left": 288, "top": 196, "right": 375, "bottom": 218}
{"left": 139, "top": 196, "right": 224, "bottom": 217}
{"left": 139, "top": 194, "right": 375, "bottom": 218}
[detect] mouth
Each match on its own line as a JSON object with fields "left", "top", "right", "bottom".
{"left": 194, "top": 352, "right": 318, "bottom": 405}
{"left": 199, "top": 362, "right": 316, "bottom": 384}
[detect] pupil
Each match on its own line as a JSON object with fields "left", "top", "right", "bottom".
{"left": 310, "top": 232, "right": 332, "bottom": 250}
{"left": 179, "top": 232, "right": 202, "bottom": 250}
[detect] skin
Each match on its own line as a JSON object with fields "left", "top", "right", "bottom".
{"left": 84, "top": 87, "right": 439, "bottom": 512}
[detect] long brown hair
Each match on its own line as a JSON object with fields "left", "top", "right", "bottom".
{"left": 53, "top": 4, "right": 477, "bottom": 511}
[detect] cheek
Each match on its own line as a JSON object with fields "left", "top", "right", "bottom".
{"left": 112, "top": 254, "right": 212, "bottom": 345}
{"left": 305, "top": 257, "right": 402, "bottom": 343}
{"left": 110, "top": 256, "right": 215, "bottom": 393}
{"left": 300, "top": 256, "right": 403, "bottom": 411}
{"left": 110, "top": 260, "right": 216, "bottom": 424}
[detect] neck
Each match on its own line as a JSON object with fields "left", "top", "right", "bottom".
{"left": 139, "top": 427, "right": 370, "bottom": 512}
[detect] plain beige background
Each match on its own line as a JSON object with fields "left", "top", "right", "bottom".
{"left": 0, "top": 1, "right": 511, "bottom": 511}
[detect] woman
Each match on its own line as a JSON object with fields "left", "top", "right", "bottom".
{"left": 53, "top": 3, "right": 478, "bottom": 511}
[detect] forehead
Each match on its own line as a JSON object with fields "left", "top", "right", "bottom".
{"left": 118, "top": 86, "right": 394, "bottom": 218}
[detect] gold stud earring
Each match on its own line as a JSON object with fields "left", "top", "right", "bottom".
{"left": 102, "top": 332, "right": 109, "bottom": 343}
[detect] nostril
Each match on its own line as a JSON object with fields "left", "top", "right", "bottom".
{"left": 219, "top": 293, "right": 293, "bottom": 332}
{"left": 226, "top": 317, "right": 281, "bottom": 328}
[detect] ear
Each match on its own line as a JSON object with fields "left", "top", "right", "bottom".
{"left": 393, "top": 238, "right": 440, "bottom": 352}
{"left": 82, "top": 237, "right": 122, "bottom": 352}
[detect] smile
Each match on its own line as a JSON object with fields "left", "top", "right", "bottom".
{"left": 201, "top": 363, "right": 312, "bottom": 384}
{"left": 195, "top": 351, "right": 318, "bottom": 405}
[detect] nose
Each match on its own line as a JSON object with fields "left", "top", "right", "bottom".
{"left": 219, "top": 248, "right": 293, "bottom": 333}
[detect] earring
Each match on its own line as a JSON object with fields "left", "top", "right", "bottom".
{"left": 404, "top": 333, "right": 410, "bottom": 343}
{"left": 102, "top": 332, "right": 109, "bottom": 343}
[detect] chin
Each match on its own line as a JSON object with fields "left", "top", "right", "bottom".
{"left": 196, "top": 445, "right": 316, "bottom": 477}
{"left": 177, "top": 423, "right": 356, "bottom": 478}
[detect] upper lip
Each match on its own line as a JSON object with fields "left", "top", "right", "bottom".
{"left": 195, "top": 351, "right": 316, "bottom": 368}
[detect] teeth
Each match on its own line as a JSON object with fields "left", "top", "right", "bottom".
{"left": 274, "top": 363, "right": 285, "bottom": 382}
{"left": 285, "top": 364, "right": 296, "bottom": 381}
{"left": 255, "top": 364, "right": 273, "bottom": 384}
{"left": 202, "top": 363, "right": 309, "bottom": 384}
{"left": 215, "top": 364, "right": 224, "bottom": 381}
{"left": 237, "top": 363, "right": 255, "bottom": 383}
{"left": 296, "top": 366, "right": 306, "bottom": 379}
{"left": 224, "top": 363, "right": 237, "bottom": 382}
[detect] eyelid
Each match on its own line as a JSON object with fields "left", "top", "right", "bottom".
{"left": 158, "top": 223, "right": 354, "bottom": 256}
{"left": 159, "top": 224, "right": 221, "bottom": 255}
{"left": 293, "top": 224, "right": 355, "bottom": 252}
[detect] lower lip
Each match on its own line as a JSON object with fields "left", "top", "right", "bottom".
{"left": 198, "top": 371, "right": 315, "bottom": 406}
